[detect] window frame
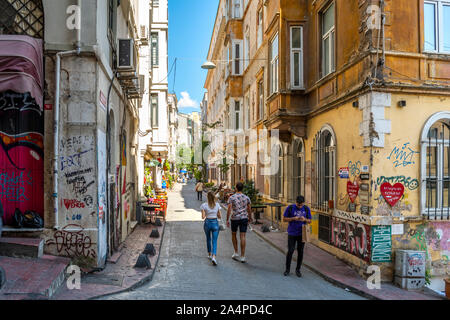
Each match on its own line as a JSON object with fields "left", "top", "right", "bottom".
{"left": 290, "top": 26, "right": 304, "bottom": 89}
{"left": 257, "top": 8, "right": 263, "bottom": 49}
{"left": 270, "top": 33, "right": 279, "bottom": 95}
{"left": 321, "top": 2, "right": 336, "bottom": 78}
{"left": 151, "top": 93, "right": 159, "bottom": 128}
{"left": 421, "top": 112, "right": 450, "bottom": 220}
{"left": 258, "top": 80, "right": 264, "bottom": 121}
{"left": 232, "top": 40, "right": 243, "bottom": 75}
{"left": 151, "top": 32, "right": 159, "bottom": 67}
{"left": 424, "top": 0, "right": 450, "bottom": 54}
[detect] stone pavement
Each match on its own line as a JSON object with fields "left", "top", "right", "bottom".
{"left": 249, "top": 216, "right": 446, "bottom": 300}
{"left": 99, "top": 182, "right": 365, "bottom": 300}
{"left": 51, "top": 221, "right": 165, "bottom": 300}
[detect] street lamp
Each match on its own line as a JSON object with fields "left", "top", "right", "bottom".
{"left": 201, "top": 61, "right": 217, "bottom": 70}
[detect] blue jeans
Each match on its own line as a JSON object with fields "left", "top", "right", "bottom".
{"left": 204, "top": 219, "right": 220, "bottom": 256}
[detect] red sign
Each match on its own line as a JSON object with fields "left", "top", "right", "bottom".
{"left": 347, "top": 181, "right": 359, "bottom": 203}
{"left": 44, "top": 104, "right": 53, "bottom": 110}
{"left": 380, "top": 183, "right": 404, "bottom": 207}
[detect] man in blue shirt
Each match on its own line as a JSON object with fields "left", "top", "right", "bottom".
{"left": 283, "top": 196, "right": 312, "bottom": 277}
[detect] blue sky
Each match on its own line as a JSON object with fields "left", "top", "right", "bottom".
{"left": 168, "top": 0, "right": 219, "bottom": 114}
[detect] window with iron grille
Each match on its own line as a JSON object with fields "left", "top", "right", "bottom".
{"left": 312, "top": 127, "right": 336, "bottom": 211}
{"left": 318, "top": 214, "right": 331, "bottom": 243}
{"left": 422, "top": 117, "right": 450, "bottom": 220}
{"left": 0, "top": 0, "right": 44, "bottom": 39}
{"left": 291, "top": 139, "right": 305, "bottom": 202}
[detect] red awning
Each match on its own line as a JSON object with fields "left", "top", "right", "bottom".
{"left": 0, "top": 35, "right": 44, "bottom": 109}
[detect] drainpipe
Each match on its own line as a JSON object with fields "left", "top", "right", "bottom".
{"left": 53, "top": 0, "right": 82, "bottom": 229}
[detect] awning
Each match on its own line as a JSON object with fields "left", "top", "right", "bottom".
{"left": 0, "top": 35, "right": 44, "bottom": 109}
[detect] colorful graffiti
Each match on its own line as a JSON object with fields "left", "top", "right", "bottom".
{"left": 348, "top": 161, "right": 361, "bottom": 177}
{"left": 375, "top": 176, "right": 419, "bottom": 191}
{"left": 387, "top": 142, "right": 420, "bottom": 168}
{"left": 331, "top": 217, "right": 372, "bottom": 262}
{"left": 0, "top": 91, "right": 44, "bottom": 225}
{"left": 45, "top": 224, "right": 96, "bottom": 258}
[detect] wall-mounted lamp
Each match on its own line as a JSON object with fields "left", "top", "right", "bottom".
{"left": 352, "top": 101, "right": 359, "bottom": 108}
{"left": 398, "top": 100, "right": 407, "bottom": 108}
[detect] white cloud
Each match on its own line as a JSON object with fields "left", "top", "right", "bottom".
{"left": 178, "top": 91, "right": 199, "bottom": 108}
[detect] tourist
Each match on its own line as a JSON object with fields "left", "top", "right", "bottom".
{"left": 201, "top": 191, "right": 222, "bottom": 266}
{"left": 226, "top": 182, "right": 252, "bottom": 263}
{"left": 282, "top": 195, "right": 312, "bottom": 277}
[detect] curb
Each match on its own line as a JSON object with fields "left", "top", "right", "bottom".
{"left": 251, "top": 228, "right": 381, "bottom": 300}
{"left": 86, "top": 222, "right": 167, "bottom": 300}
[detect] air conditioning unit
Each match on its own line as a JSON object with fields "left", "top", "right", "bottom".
{"left": 118, "top": 39, "right": 136, "bottom": 70}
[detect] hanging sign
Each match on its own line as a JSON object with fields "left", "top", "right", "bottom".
{"left": 380, "top": 183, "right": 404, "bottom": 207}
{"left": 339, "top": 167, "right": 349, "bottom": 179}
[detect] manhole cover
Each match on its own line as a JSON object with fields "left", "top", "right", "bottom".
{"left": 82, "top": 274, "right": 124, "bottom": 287}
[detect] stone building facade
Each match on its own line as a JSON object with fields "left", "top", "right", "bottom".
{"left": 203, "top": 0, "right": 450, "bottom": 280}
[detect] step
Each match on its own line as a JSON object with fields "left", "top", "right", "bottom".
{"left": 0, "top": 237, "right": 44, "bottom": 259}
{"left": 0, "top": 255, "right": 71, "bottom": 299}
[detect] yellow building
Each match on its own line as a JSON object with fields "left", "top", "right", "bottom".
{"left": 204, "top": 0, "right": 450, "bottom": 281}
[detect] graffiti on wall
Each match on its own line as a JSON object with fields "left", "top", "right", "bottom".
{"left": 97, "top": 129, "right": 107, "bottom": 265}
{"left": 387, "top": 142, "right": 419, "bottom": 168}
{"left": 45, "top": 224, "right": 96, "bottom": 258}
{"left": 0, "top": 91, "right": 44, "bottom": 224}
{"left": 348, "top": 161, "right": 361, "bottom": 177}
{"left": 375, "top": 176, "right": 419, "bottom": 191}
{"left": 331, "top": 217, "right": 371, "bottom": 262}
{"left": 371, "top": 226, "right": 392, "bottom": 262}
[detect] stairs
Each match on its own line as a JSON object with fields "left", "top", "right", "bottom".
{"left": 0, "top": 237, "right": 71, "bottom": 299}
{"left": 0, "top": 237, "right": 44, "bottom": 259}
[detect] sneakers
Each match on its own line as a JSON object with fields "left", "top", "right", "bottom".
{"left": 296, "top": 270, "right": 302, "bottom": 278}
{"left": 284, "top": 270, "right": 289, "bottom": 276}
{"left": 240, "top": 256, "right": 246, "bottom": 263}
{"left": 211, "top": 257, "right": 218, "bottom": 266}
{"left": 232, "top": 253, "right": 240, "bottom": 261}
{"left": 208, "top": 255, "right": 212, "bottom": 260}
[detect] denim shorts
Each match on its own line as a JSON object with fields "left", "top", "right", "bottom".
{"left": 231, "top": 219, "right": 249, "bottom": 233}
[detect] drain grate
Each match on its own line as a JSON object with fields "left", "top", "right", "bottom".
{"left": 82, "top": 274, "right": 124, "bottom": 287}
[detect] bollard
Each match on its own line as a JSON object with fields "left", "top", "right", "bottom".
{"left": 134, "top": 254, "right": 152, "bottom": 269}
{"left": 143, "top": 243, "right": 156, "bottom": 256}
{"left": 150, "top": 229, "right": 160, "bottom": 238}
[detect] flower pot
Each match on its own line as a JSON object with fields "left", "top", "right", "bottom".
{"left": 445, "top": 278, "right": 450, "bottom": 299}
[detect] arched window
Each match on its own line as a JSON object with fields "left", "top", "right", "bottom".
{"left": 313, "top": 126, "right": 336, "bottom": 211}
{"left": 291, "top": 139, "right": 305, "bottom": 202}
{"left": 0, "top": 0, "right": 44, "bottom": 39}
{"left": 421, "top": 112, "right": 450, "bottom": 220}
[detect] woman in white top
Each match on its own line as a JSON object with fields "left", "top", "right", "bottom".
{"left": 201, "top": 191, "right": 222, "bottom": 266}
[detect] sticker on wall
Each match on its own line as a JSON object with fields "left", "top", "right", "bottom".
{"left": 347, "top": 181, "right": 360, "bottom": 203}
{"left": 380, "top": 183, "right": 404, "bottom": 207}
{"left": 360, "top": 183, "right": 369, "bottom": 191}
{"left": 361, "top": 165, "right": 369, "bottom": 173}
{"left": 339, "top": 167, "right": 349, "bottom": 179}
{"left": 360, "top": 173, "right": 370, "bottom": 181}
{"left": 361, "top": 205, "right": 370, "bottom": 215}
{"left": 371, "top": 225, "right": 392, "bottom": 263}
{"left": 392, "top": 224, "right": 404, "bottom": 235}
{"left": 359, "top": 191, "right": 370, "bottom": 205}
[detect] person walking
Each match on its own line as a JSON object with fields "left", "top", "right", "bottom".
{"left": 283, "top": 196, "right": 312, "bottom": 277}
{"left": 201, "top": 191, "right": 222, "bottom": 266}
{"left": 226, "top": 182, "right": 252, "bottom": 263}
{"left": 195, "top": 180, "right": 204, "bottom": 201}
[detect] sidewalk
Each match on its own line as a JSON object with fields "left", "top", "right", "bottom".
{"left": 250, "top": 217, "right": 446, "bottom": 300}
{"left": 51, "top": 222, "right": 165, "bottom": 300}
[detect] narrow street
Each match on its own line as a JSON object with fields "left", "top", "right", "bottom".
{"left": 100, "top": 181, "right": 365, "bottom": 300}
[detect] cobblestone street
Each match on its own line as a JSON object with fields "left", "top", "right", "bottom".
{"left": 100, "top": 182, "right": 365, "bottom": 300}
